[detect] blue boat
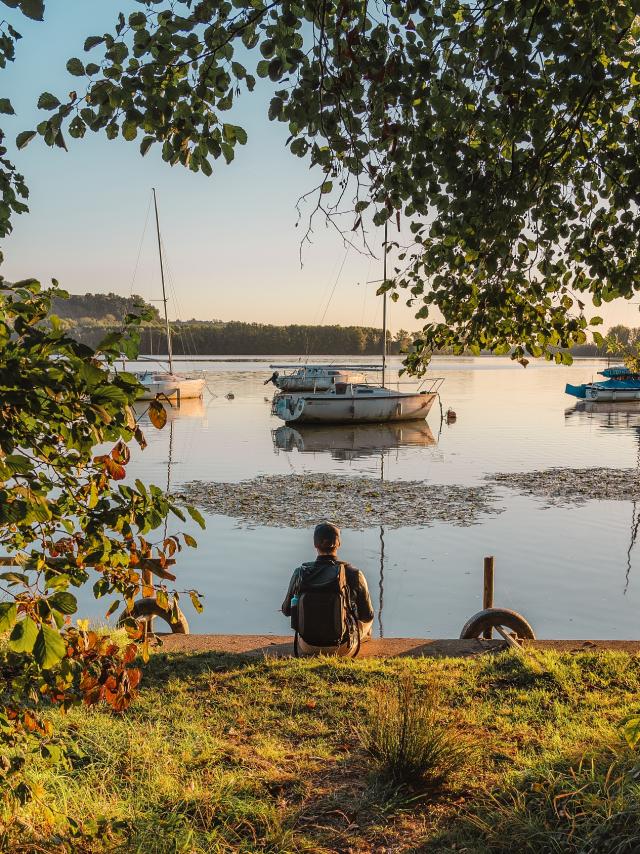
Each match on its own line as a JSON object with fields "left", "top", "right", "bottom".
{"left": 566, "top": 366, "right": 640, "bottom": 402}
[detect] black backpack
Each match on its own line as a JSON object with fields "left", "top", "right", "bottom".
{"left": 290, "top": 561, "right": 360, "bottom": 657}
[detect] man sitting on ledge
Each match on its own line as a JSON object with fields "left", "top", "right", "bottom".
{"left": 282, "top": 522, "right": 374, "bottom": 657}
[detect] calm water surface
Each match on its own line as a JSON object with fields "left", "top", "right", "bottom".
{"left": 84, "top": 356, "right": 640, "bottom": 639}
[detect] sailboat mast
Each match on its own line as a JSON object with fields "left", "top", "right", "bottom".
{"left": 152, "top": 188, "right": 173, "bottom": 374}
{"left": 382, "top": 220, "right": 388, "bottom": 388}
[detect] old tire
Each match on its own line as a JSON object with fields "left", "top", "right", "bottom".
{"left": 460, "top": 608, "right": 535, "bottom": 640}
{"left": 117, "top": 597, "right": 189, "bottom": 634}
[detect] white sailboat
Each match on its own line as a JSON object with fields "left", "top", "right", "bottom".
{"left": 134, "top": 189, "right": 205, "bottom": 402}
{"left": 271, "top": 226, "right": 443, "bottom": 424}
{"left": 265, "top": 364, "right": 371, "bottom": 392}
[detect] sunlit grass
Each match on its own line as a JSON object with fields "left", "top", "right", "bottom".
{"left": 5, "top": 649, "right": 640, "bottom": 852}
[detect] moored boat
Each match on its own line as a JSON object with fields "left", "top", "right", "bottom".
{"left": 134, "top": 189, "right": 205, "bottom": 403}
{"left": 134, "top": 370, "right": 205, "bottom": 401}
{"left": 271, "top": 380, "right": 442, "bottom": 424}
{"left": 565, "top": 366, "right": 640, "bottom": 402}
{"left": 265, "top": 364, "right": 369, "bottom": 392}
{"left": 270, "top": 222, "right": 445, "bottom": 425}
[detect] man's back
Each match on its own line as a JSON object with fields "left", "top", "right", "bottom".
{"left": 282, "top": 555, "right": 374, "bottom": 623}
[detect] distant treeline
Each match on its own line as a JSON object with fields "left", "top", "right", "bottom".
{"left": 68, "top": 320, "right": 409, "bottom": 355}
{"left": 52, "top": 291, "right": 410, "bottom": 355}
{"left": 50, "top": 291, "right": 633, "bottom": 358}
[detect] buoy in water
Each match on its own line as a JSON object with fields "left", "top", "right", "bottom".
{"left": 446, "top": 409, "right": 457, "bottom": 423}
{"left": 226, "top": 392, "right": 235, "bottom": 400}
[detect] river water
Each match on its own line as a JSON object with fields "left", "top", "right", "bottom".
{"left": 83, "top": 356, "right": 640, "bottom": 640}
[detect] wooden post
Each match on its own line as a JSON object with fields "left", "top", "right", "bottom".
{"left": 483, "top": 556, "right": 494, "bottom": 639}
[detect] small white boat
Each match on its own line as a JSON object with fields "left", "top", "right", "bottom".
{"left": 134, "top": 370, "right": 205, "bottom": 401}
{"left": 265, "top": 364, "right": 369, "bottom": 392}
{"left": 271, "top": 381, "right": 441, "bottom": 424}
{"left": 135, "top": 189, "right": 205, "bottom": 403}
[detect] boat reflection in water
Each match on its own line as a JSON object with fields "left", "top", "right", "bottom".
{"left": 272, "top": 420, "right": 436, "bottom": 461}
{"left": 133, "top": 395, "right": 205, "bottom": 424}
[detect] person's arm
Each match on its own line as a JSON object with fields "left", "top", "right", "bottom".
{"left": 347, "top": 566, "right": 374, "bottom": 621}
{"left": 281, "top": 570, "right": 297, "bottom": 616}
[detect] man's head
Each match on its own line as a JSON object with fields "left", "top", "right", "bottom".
{"left": 314, "top": 522, "right": 341, "bottom": 555}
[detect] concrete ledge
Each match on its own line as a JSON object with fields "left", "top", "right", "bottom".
{"left": 155, "top": 635, "right": 640, "bottom": 659}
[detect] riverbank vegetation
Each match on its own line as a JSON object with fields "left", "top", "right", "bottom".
{"left": 5, "top": 646, "right": 640, "bottom": 853}
{"left": 48, "top": 291, "right": 637, "bottom": 360}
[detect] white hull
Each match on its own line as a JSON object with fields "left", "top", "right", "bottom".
{"left": 135, "top": 372, "right": 205, "bottom": 401}
{"left": 585, "top": 387, "right": 640, "bottom": 402}
{"left": 273, "top": 389, "right": 437, "bottom": 424}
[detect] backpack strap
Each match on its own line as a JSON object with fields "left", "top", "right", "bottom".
{"left": 338, "top": 563, "right": 361, "bottom": 657}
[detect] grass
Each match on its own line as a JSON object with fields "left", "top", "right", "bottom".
{"left": 357, "top": 672, "right": 470, "bottom": 790}
{"left": 4, "top": 647, "right": 640, "bottom": 852}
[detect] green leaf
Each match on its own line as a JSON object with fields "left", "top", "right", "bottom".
{"left": 0, "top": 99, "right": 15, "bottom": 115}
{"left": 84, "top": 35, "right": 104, "bottom": 52}
{"left": 183, "top": 533, "right": 197, "bottom": 548}
{"left": 33, "top": 625, "right": 67, "bottom": 669}
{"left": 66, "top": 58, "right": 85, "bottom": 77}
{"left": 320, "top": 181, "right": 333, "bottom": 194}
{"left": 16, "top": 130, "right": 36, "bottom": 150}
{"left": 186, "top": 505, "right": 206, "bottom": 530}
{"left": 13, "top": 0, "right": 44, "bottom": 21}
{"left": 140, "top": 136, "right": 154, "bottom": 156}
{"left": 122, "top": 121, "right": 138, "bottom": 142}
{"left": 49, "top": 591, "right": 77, "bottom": 615}
{"left": 9, "top": 616, "right": 38, "bottom": 654}
{"left": 37, "top": 92, "right": 60, "bottom": 110}
{"left": 621, "top": 714, "right": 640, "bottom": 749}
{"left": 0, "top": 602, "right": 17, "bottom": 632}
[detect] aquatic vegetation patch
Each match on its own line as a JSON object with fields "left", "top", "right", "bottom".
{"left": 175, "top": 474, "right": 501, "bottom": 529}
{"left": 489, "top": 467, "right": 640, "bottom": 505}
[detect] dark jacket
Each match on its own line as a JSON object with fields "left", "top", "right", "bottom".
{"left": 282, "top": 555, "right": 374, "bottom": 622}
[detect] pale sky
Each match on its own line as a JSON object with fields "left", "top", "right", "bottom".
{"left": 2, "top": 2, "right": 638, "bottom": 334}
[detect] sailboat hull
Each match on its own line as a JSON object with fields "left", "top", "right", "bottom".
{"left": 273, "top": 390, "right": 437, "bottom": 424}
{"left": 135, "top": 373, "right": 206, "bottom": 401}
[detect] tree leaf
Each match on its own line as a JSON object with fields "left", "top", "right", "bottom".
{"left": 189, "top": 590, "right": 203, "bottom": 613}
{"left": 37, "top": 92, "right": 60, "bottom": 110}
{"left": 49, "top": 591, "right": 77, "bottom": 615}
{"left": 66, "top": 57, "right": 85, "bottom": 77}
{"left": 0, "top": 99, "right": 15, "bottom": 115}
{"left": 33, "top": 625, "right": 67, "bottom": 669}
{"left": 16, "top": 130, "right": 36, "bottom": 150}
{"left": 186, "top": 505, "right": 206, "bottom": 530}
{"left": 9, "top": 616, "right": 38, "bottom": 654}
{"left": 0, "top": 602, "right": 17, "bottom": 632}
{"left": 148, "top": 400, "right": 167, "bottom": 430}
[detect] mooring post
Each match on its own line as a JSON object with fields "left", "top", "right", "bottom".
{"left": 483, "top": 556, "right": 495, "bottom": 639}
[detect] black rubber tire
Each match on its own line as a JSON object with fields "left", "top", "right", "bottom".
{"left": 459, "top": 607, "right": 535, "bottom": 640}
{"left": 117, "top": 597, "right": 190, "bottom": 634}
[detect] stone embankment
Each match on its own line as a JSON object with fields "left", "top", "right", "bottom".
{"left": 156, "top": 634, "right": 640, "bottom": 658}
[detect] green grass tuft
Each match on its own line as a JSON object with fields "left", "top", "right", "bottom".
{"left": 358, "top": 671, "right": 471, "bottom": 791}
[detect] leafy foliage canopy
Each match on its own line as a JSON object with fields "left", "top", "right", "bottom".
{"left": 10, "top": 0, "right": 640, "bottom": 364}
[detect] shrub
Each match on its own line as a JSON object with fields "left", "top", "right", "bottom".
{"left": 358, "top": 673, "right": 469, "bottom": 790}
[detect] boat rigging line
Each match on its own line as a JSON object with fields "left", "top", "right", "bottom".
{"left": 152, "top": 188, "right": 174, "bottom": 375}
